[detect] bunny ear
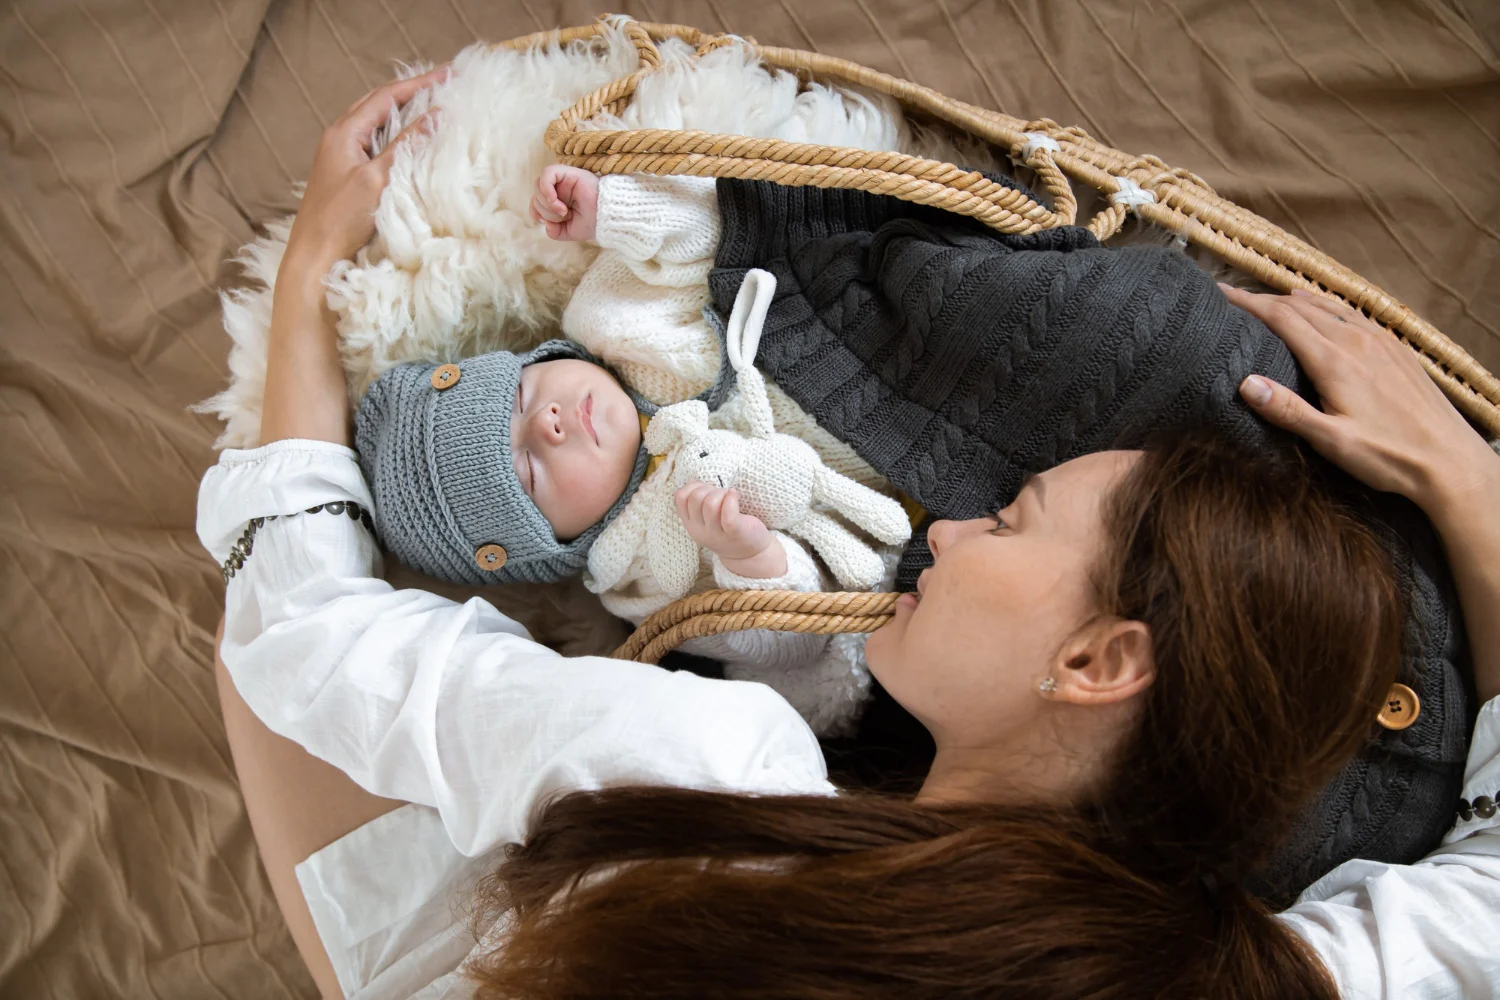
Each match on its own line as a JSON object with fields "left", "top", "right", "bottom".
{"left": 724, "top": 268, "right": 777, "bottom": 373}
{"left": 644, "top": 400, "right": 710, "bottom": 456}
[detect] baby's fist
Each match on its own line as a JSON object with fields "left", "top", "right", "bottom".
{"left": 530, "top": 164, "right": 599, "bottom": 241}
{"left": 674, "top": 482, "right": 786, "bottom": 579}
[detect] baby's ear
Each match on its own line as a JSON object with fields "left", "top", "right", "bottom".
{"left": 644, "top": 400, "right": 709, "bottom": 456}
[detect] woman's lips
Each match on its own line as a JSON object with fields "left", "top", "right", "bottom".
{"left": 579, "top": 393, "right": 599, "bottom": 445}
{"left": 916, "top": 568, "right": 930, "bottom": 597}
{"left": 897, "top": 592, "right": 920, "bottom": 610}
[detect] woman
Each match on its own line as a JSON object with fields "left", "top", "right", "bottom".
{"left": 210, "top": 75, "right": 1500, "bottom": 999}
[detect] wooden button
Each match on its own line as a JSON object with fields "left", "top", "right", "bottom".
{"left": 1376, "top": 682, "right": 1420, "bottom": 731}
{"left": 474, "top": 544, "right": 507, "bottom": 572}
{"left": 431, "top": 364, "right": 461, "bottom": 390}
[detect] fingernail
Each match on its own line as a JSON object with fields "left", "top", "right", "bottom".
{"left": 1217, "top": 281, "right": 1233, "bottom": 290}
{"left": 1290, "top": 288, "right": 1313, "bottom": 297}
{"left": 1240, "top": 375, "right": 1272, "bottom": 405}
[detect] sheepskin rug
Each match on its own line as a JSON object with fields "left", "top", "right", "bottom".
{"left": 197, "top": 24, "right": 1005, "bottom": 655}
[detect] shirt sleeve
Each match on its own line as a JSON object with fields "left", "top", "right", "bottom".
{"left": 199, "top": 441, "right": 835, "bottom": 858}
{"left": 594, "top": 173, "right": 721, "bottom": 278}
{"left": 1277, "top": 696, "right": 1500, "bottom": 999}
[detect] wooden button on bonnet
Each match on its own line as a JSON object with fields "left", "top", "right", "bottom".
{"left": 474, "top": 544, "right": 507, "bottom": 572}
{"left": 1376, "top": 682, "right": 1420, "bottom": 731}
{"left": 431, "top": 364, "right": 461, "bottom": 390}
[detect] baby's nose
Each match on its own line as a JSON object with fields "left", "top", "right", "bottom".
{"left": 535, "top": 403, "right": 565, "bottom": 444}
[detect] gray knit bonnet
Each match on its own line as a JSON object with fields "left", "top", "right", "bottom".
{"left": 354, "top": 341, "right": 649, "bottom": 585}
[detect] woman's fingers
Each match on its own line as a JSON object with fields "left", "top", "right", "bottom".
{"left": 368, "top": 110, "right": 436, "bottom": 171}
{"left": 342, "top": 65, "right": 449, "bottom": 127}
{"left": 1220, "top": 284, "right": 1336, "bottom": 374}
{"left": 1239, "top": 373, "right": 1339, "bottom": 443}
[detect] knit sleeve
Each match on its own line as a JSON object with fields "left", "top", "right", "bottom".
{"left": 562, "top": 174, "right": 725, "bottom": 404}
{"left": 691, "top": 533, "right": 832, "bottom": 675}
{"left": 594, "top": 174, "right": 721, "bottom": 283}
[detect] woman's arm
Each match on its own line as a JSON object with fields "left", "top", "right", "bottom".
{"left": 258, "top": 69, "right": 444, "bottom": 447}
{"left": 1226, "top": 287, "right": 1500, "bottom": 702}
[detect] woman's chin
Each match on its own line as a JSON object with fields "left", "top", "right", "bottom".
{"left": 864, "top": 594, "right": 915, "bottom": 676}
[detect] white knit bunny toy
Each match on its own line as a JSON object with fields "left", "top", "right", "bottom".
{"left": 589, "top": 269, "right": 912, "bottom": 601}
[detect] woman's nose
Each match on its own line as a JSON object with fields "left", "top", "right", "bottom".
{"left": 926, "top": 517, "right": 993, "bottom": 559}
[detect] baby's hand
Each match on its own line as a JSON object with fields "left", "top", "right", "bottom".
{"left": 530, "top": 164, "right": 599, "bottom": 241}
{"left": 674, "top": 481, "right": 787, "bottom": 579}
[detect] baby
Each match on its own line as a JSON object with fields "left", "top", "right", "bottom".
{"left": 355, "top": 167, "right": 909, "bottom": 734}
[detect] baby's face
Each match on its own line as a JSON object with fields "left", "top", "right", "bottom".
{"left": 511, "top": 358, "right": 642, "bottom": 540}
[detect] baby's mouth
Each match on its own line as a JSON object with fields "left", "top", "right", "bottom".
{"left": 579, "top": 393, "right": 599, "bottom": 446}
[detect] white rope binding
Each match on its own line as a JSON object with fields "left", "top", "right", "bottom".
{"left": 1108, "top": 176, "right": 1157, "bottom": 212}
{"left": 1018, "top": 131, "right": 1061, "bottom": 163}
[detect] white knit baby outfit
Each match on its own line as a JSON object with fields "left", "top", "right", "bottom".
{"left": 564, "top": 174, "right": 903, "bottom": 736}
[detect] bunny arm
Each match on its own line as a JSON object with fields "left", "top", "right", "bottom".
{"left": 585, "top": 482, "right": 655, "bottom": 594}
{"left": 792, "top": 509, "right": 890, "bottom": 592}
{"left": 646, "top": 497, "right": 705, "bottom": 600}
{"left": 811, "top": 465, "right": 913, "bottom": 546}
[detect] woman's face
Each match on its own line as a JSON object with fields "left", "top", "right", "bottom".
{"left": 865, "top": 451, "right": 1141, "bottom": 749}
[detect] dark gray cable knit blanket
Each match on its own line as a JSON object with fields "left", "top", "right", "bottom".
{"left": 707, "top": 176, "right": 1473, "bottom": 906}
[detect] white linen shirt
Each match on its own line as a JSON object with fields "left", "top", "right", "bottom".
{"left": 200, "top": 440, "right": 1500, "bottom": 1000}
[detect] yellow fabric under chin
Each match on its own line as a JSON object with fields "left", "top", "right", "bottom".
{"left": 640, "top": 414, "right": 927, "bottom": 528}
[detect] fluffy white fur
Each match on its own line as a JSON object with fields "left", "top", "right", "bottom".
{"left": 199, "top": 26, "right": 972, "bottom": 448}
{"left": 197, "top": 24, "right": 983, "bottom": 656}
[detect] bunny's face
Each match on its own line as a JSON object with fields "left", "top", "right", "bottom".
{"left": 676, "top": 429, "right": 748, "bottom": 491}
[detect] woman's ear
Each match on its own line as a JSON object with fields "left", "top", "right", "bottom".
{"left": 1048, "top": 618, "right": 1155, "bottom": 706}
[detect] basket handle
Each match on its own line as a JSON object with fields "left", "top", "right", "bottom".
{"left": 614, "top": 589, "right": 898, "bottom": 664}
{"left": 542, "top": 18, "right": 1078, "bottom": 236}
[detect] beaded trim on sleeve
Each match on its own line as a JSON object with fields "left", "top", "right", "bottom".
{"left": 220, "top": 501, "right": 376, "bottom": 583}
{"left": 1457, "top": 791, "right": 1498, "bottom": 824}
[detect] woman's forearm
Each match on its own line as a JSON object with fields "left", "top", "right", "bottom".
{"left": 258, "top": 252, "right": 351, "bottom": 447}
{"left": 1427, "top": 453, "right": 1500, "bottom": 703}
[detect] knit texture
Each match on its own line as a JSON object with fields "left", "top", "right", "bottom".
{"left": 354, "top": 340, "right": 648, "bottom": 585}
{"left": 709, "top": 176, "right": 1472, "bottom": 904}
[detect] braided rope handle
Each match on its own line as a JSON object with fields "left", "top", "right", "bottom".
{"left": 613, "top": 589, "right": 898, "bottom": 664}
{"left": 489, "top": 16, "right": 1500, "bottom": 662}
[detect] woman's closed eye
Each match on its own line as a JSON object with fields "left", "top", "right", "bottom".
{"left": 989, "top": 512, "right": 1011, "bottom": 535}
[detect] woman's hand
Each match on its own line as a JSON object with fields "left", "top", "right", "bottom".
{"left": 280, "top": 67, "right": 448, "bottom": 281}
{"left": 1225, "top": 286, "right": 1497, "bottom": 515}
{"left": 530, "top": 165, "right": 600, "bottom": 242}
{"left": 260, "top": 69, "right": 444, "bottom": 448}
{"left": 1231, "top": 286, "right": 1500, "bottom": 702}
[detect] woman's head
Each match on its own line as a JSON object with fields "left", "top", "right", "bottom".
{"left": 867, "top": 432, "right": 1400, "bottom": 852}
{"left": 468, "top": 428, "right": 1402, "bottom": 1000}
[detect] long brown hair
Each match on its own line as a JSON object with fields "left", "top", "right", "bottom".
{"left": 467, "top": 430, "right": 1401, "bottom": 999}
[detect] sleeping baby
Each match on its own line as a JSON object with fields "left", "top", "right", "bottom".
{"left": 354, "top": 168, "right": 912, "bottom": 736}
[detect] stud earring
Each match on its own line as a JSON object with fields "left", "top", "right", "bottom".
{"left": 1038, "top": 676, "right": 1058, "bottom": 695}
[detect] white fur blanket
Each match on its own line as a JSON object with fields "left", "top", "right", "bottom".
{"left": 198, "top": 24, "right": 990, "bottom": 449}
{"left": 195, "top": 24, "right": 999, "bottom": 690}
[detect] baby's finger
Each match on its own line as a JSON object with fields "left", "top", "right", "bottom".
{"left": 701, "top": 488, "right": 728, "bottom": 528}
{"left": 720, "top": 489, "right": 741, "bottom": 532}
{"left": 1239, "top": 374, "right": 1340, "bottom": 445}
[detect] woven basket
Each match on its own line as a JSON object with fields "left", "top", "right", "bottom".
{"left": 499, "top": 16, "right": 1500, "bottom": 664}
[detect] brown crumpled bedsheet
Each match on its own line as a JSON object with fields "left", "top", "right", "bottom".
{"left": 2, "top": 1, "right": 1496, "bottom": 995}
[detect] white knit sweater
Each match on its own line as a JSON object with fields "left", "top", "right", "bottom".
{"left": 563, "top": 174, "right": 897, "bottom": 735}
